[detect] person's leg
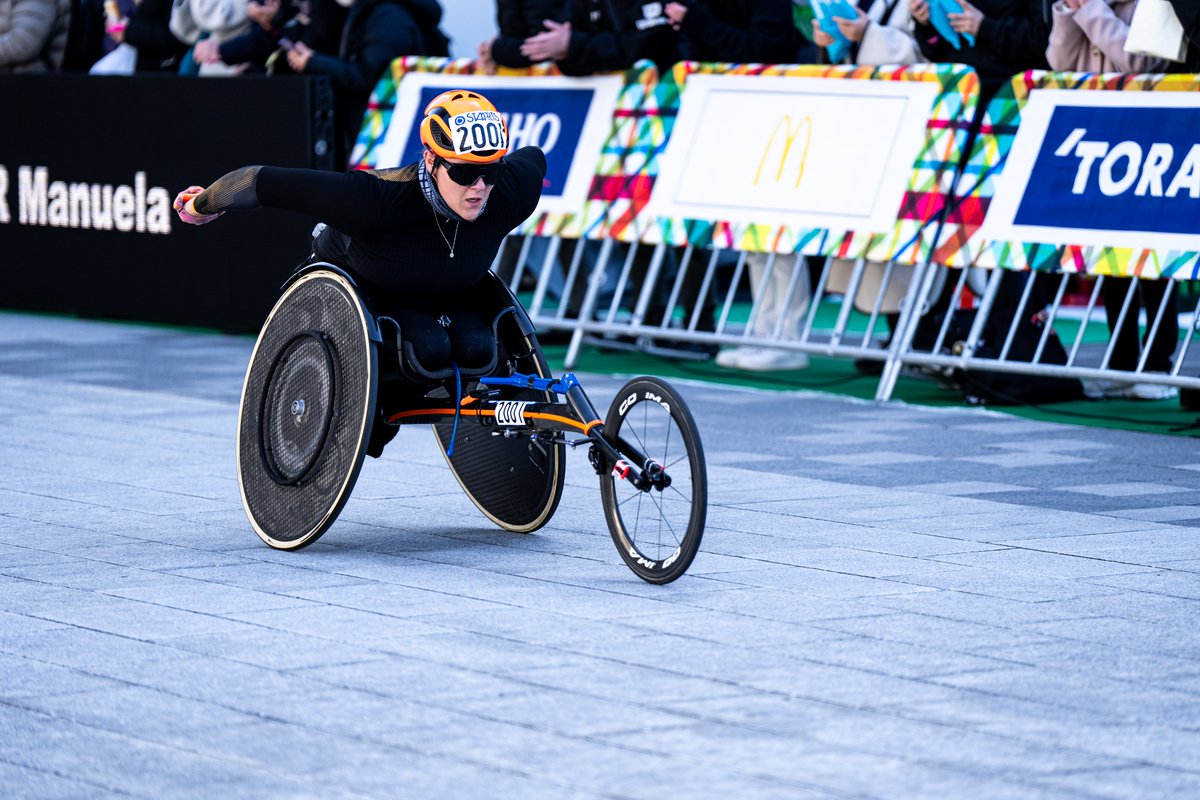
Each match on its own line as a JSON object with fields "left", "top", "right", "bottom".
{"left": 1139, "top": 279, "right": 1179, "bottom": 373}
{"left": 1101, "top": 277, "right": 1141, "bottom": 372}
{"left": 390, "top": 308, "right": 452, "bottom": 374}
{"left": 728, "top": 252, "right": 808, "bottom": 371}
{"left": 445, "top": 307, "right": 494, "bottom": 371}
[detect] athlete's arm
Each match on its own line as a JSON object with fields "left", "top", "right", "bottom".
{"left": 495, "top": 146, "right": 548, "bottom": 227}
{"left": 180, "top": 166, "right": 411, "bottom": 237}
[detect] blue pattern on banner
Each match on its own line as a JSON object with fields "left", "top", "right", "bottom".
{"left": 397, "top": 86, "right": 597, "bottom": 198}
{"left": 1014, "top": 105, "right": 1200, "bottom": 235}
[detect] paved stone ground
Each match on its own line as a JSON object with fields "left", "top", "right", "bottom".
{"left": 1, "top": 310, "right": 1199, "bottom": 799}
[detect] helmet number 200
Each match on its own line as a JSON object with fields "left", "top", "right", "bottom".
{"left": 456, "top": 122, "right": 504, "bottom": 154}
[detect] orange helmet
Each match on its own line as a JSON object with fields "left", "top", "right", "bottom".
{"left": 419, "top": 90, "right": 509, "bottom": 164}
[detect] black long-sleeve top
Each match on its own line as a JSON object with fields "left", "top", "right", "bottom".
{"left": 1167, "top": 0, "right": 1200, "bottom": 71}
{"left": 193, "top": 146, "right": 547, "bottom": 299}
{"left": 912, "top": 0, "right": 1049, "bottom": 99}
{"left": 559, "top": 0, "right": 681, "bottom": 76}
{"left": 675, "top": 0, "right": 800, "bottom": 64}
{"left": 490, "top": 0, "right": 564, "bottom": 69}
{"left": 122, "top": 0, "right": 188, "bottom": 71}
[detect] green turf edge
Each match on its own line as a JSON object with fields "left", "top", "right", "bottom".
{"left": 540, "top": 342, "right": 1200, "bottom": 438}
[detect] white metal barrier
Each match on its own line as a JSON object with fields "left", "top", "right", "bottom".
{"left": 497, "top": 234, "right": 1200, "bottom": 405}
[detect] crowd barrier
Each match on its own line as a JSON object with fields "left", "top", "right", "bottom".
{"left": 359, "top": 57, "right": 1200, "bottom": 402}
{"left": 4, "top": 64, "right": 1197, "bottom": 403}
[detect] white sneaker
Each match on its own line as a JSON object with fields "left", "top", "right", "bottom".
{"left": 733, "top": 347, "right": 809, "bottom": 372}
{"left": 1124, "top": 382, "right": 1178, "bottom": 401}
{"left": 715, "top": 347, "right": 748, "bottom": 369}
{"left": 1084, "top": 379, "right": 1178, "bottom": 400}
{"left": 1083, "top": 379, "right": 1128, "bottom": 399}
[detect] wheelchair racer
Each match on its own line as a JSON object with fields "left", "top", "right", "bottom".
{"left": 174, "top": 89, "right": 542, "bottom": 300}
{"left": 174, "top": 89, "right": 546, "bottom": 455}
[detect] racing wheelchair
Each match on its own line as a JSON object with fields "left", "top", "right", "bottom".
{"left": 236, "top": 263, "right": 707, "bottom": 583}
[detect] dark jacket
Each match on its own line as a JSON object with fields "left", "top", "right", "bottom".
{"left": 305, "top": 0, "right": 449, "bottom": 159}
{"left": 218, "top": 0, "right": 348, "bottom": 72}
{"left": 306, "top": 0, "right": 448, "bottom": 97}
{"left": 913, "top": 0, "right": 1050, "bottom": 100}
{"left": 675, "top": 0, "right": 800, "bottom": 64}
{"left": 559, "top": 0, "right": 680, "bottom": 76}
{"left": 490, "top": 0, "right": 562, "bottom": 68}
{"left": 1167, "top": 0, "right": 1200, "bottom": 71}
{"left": 122, "top": 0, "right": 189, "bottom": 70}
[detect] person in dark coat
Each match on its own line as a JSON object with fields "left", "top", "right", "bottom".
{"left": 205, "top": 0, "right": 347, "bottom": 74}
{"left": 287, "top": 0, "right": 450, "bottom": 163}
{"left": 519, "top": 0, "right": 680, "bottom": 76}
{"left": 105, "top": 0, "right": 189, "bottom": 71}
{"left": 664, "top": 0, "right": 799, "bottom": 63}
{"left": 477, "top": 0, "right": 562, "bottom": 71}
{"left": 909, "top": 0, "right": 1049, "bottom": 101}
{"left": 1166, "top": 0, "right": 1200, "bottom": 72}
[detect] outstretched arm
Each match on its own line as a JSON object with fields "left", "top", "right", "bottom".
{"left": 174, "top": 166, "right": 410, "bottom": 236}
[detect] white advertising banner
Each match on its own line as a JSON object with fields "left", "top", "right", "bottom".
{"left": 976, "top": 89, "right": 1200, "bottom": 254}
{"left": 645, "top": 74, "right": 939, "bottom": 232}
{"left": 372, "top": 72, "right": 623, "bottom": 217}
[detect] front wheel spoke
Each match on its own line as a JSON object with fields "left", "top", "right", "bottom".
{"left": 666, "top": 484, "right": 692, "bottom": 504}
{"left": 627, "top": 416, "right": 650, "bottom": 456}
{"left": 640, "top": 491, "right": 681, "bottom": 544}
{"left": 662, "top": 453, "right": 688, "bottom": 472}
{"left": 615, "top": 488, "right": 643, "bottom": 509}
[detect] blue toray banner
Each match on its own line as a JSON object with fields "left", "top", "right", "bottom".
{"left": 1013, "top": 104, "right": 1200, "bottom": 236}
{"left": 395, "top": 86, "right": 599, "bottom": 199}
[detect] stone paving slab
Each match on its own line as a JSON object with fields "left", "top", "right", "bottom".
{"left": 1, "top": 310, "right": 1200, "bottom": 799}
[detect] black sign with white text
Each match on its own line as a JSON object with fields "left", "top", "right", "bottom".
{"left": 0, "top": 75, "right": 334, "bottom": 332}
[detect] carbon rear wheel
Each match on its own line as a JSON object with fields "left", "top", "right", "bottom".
{"left": 237, "top": 269, "right": 377, "bottom": 550}
{"left": 433, "top": 331, "right": 565, "bottom": 533}
{"left": 600, "top": 377, "right": 706, "bottom": 584}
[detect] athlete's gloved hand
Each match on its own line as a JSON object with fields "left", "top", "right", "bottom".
{"left": 173, "top": 186, "right": 224, "bottom": 225}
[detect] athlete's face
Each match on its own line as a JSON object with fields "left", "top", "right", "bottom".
{"left": 425, "top": 151, "right": 495, "bottom": 221}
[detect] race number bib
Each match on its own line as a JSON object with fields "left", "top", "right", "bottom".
{"left": 450, "top": 111, "right": 508, "bottom": 156}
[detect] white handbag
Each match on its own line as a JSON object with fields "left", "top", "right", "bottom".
{"left": 89, "top": 43, "right": 138, "bottom": 75}
{"left": 1124, "top": 0, "right": 1188, "bottom": 63}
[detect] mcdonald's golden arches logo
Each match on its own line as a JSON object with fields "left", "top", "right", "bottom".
{"left": 754, "top": 114, "right": 813, "bottom": 189}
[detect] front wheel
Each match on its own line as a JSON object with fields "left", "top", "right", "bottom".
{"left": 599, "top": 377, "right": 707, "bottom": 584}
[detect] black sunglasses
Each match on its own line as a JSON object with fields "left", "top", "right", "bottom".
{"left": 436, "top": 157, "right": 506, "bottom": 187}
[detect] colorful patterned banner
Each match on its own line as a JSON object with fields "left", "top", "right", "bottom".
{"left": 349, "top": 56, "right": 658, "bottom": 240}
{"left": 637, "top": 62, "right": 978, "bottom": 262}
{"left": 937, "top": 71, "right": 1200, "bottom": 279}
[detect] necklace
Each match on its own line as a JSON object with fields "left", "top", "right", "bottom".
{"left": 434, "top": 211, "right": 460, "bottom": 258}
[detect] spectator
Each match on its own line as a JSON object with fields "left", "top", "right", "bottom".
{"left": 194, "top": 0, "right": 345, "bottom": 75}
{"left": 1047, "top": 0, "right": 1165, "bottom": 72}
{"left": 1046, "top": 0, "right": 1178, "bottom": 400}
{"left": 519, "top": 0, "right": 679, "bottom": 76}
{"left": 659, "top": 0, "right": 809, "bottom": 370}
{"left": 477, "top": 0, "right": 560, "bottom": 73}
{"left": 906, "top": 0, "right": 1057, "bottom": 395}
{"left": 1166, "top": 0, "right": 1200, "bottom": 72}
{"left": 285, "top": 0, "right": 450, "bottom": 165}
{"left": 104, "top": 0, "right": 188, "bottom": 70}
{"left": 191, "top": 0, "right": 280, "bottom": 72}
{"left": 1168, "top": 0, "right": 1200, "bottom": 408}
{"left": 910, "top": 0, "right": 1050, "bottom": 101}
{"left": 812, "top": 0, "right": 925, "bottom": 374}
{"left": 813, "top": 0, "right": 922, "bottom": 63}
{"left": 170, "top": 0, "right": 253, "bottom": 75}
{"left": 476, "top": 1, "right": 565, "bottom": 312}
{"left": 510, "top": 2, "right": 680, "bottom": 344}
{"left": 0, "top": 0, "right": 71, "bottom": 71}
{"left": 667, "top": 0, "right": 799, "bottom": 63}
